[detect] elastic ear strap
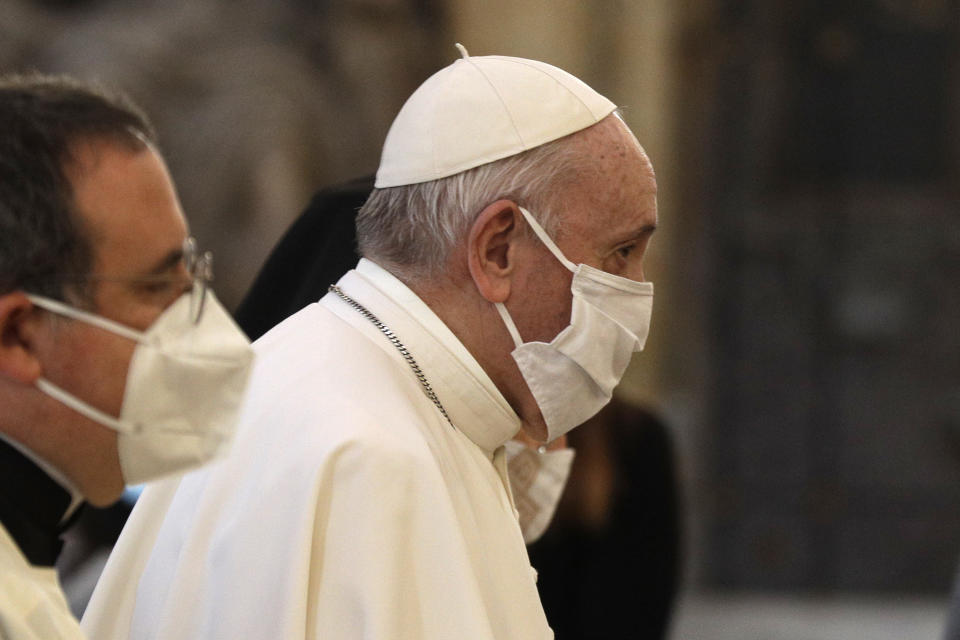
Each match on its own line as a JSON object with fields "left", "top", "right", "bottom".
{"left": 35, "top": 377, "right": 133, "bottom": 434}
{"left": 494, "top": 302, "right": 524, "bottom": 348}
{"left": 517, "top": 207, "right": 577, "bottom": 272}
{"left": 26, "top": 294, "right": 146, "bottom": 343}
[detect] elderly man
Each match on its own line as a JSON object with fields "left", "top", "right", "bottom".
{"left": 0, "top": 74, "right": 253, "bottom": 639}
{"left": 83, "top": 46, "right": 657, "bottom": 639}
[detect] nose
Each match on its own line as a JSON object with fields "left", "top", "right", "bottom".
{"left": 627, "top": 262, "right": 646, "bottom": 283}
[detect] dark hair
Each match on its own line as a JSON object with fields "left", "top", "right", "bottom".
{"left": 0, "top": 73, "right": 156, "bottom": 302}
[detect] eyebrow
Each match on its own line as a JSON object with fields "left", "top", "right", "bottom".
{"left": 144, "top": 247, "right": 184, "bottom": 276}
{"left": 616, "top": 223, "right": 658, "bottom": 243}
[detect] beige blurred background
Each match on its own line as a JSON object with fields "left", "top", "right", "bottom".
{"left": 3, "top": 1, "right": 959, "bottom": 637}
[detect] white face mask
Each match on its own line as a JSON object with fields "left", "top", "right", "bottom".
{"left": 504, "top": 439, "right": 575, "bottom": 543}
{"left": 495, "top": 207, "right": 653, "bottom": 442}
{"left": 26, "top": 291, "right": 254, "bottom": 485}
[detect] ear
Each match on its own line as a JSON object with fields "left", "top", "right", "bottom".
{"left": 466, "top": 200, "right": 524, "bottom": 304}
{"left": 0, "top": 291, "right": 43, "bottom": 384}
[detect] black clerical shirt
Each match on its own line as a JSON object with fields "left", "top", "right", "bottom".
{"left": 0, "top": 437, "right": 80, "bottom": 567}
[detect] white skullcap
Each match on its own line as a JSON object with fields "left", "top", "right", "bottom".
{"left": 374, "top": 44, "right": 617, "bottom": 188}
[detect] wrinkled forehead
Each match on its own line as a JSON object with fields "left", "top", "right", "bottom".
{"left": 559, "top": 119, "right": 657, "bottom": 221}
{"left": 596, "top": 116, "right": 654, "bottom": 177}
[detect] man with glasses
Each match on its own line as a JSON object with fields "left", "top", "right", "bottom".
{"left": 0, "top": 73, "right": 254, "bottom": 639}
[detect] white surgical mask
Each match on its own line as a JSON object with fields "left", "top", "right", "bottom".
{"left": 26, "top": 291, "right": 254, "bottom": 485}
{"left": 504, "top": 439, "right": 575, "bottom": 543}
{"left": 495, "top": 207, "right": 653, "bottom": 442}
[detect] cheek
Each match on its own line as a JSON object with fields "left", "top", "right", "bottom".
{"left": 93, "top": 338, "right": 138, "bottom": 415}
{"left": 94, "top": 282, "right": 174, "bottom": 332}
{"left": 519, "top": 269, "right": 574, "bottom": 342}
{"left": 50, "top": 326, "right": 138, "bottom": 416}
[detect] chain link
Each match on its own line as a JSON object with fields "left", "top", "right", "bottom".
{"left": 329, "top": 285, "right": 455, "bottom": 429}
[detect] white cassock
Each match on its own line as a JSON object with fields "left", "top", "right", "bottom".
{"left": 0, "top": 525, "right": 85, "bottom": 639}
{"left": 82, "top": 258, "right": 553, "bottom": 640}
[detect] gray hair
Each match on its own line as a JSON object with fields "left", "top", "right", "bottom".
{"left": 356, "top": 125, "right": 597, "bottom": 282}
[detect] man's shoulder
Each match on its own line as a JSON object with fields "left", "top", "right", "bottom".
{"left": 0, "top": 530, "right": 84, "bottom": 639}
{"left": 221, "top": 388, "right": 443, "bottom": 508}
{"left": 246, "top": 300, "right": 398, "bottom": 385}
{"left": 234, "top": 300, "right": 442, "bottom": 457}
{"left": 247, "top": 299, "right": 427, "bottom": 402}
{"left": 254, "top": 299, "right": 355, "bottom": 352}
{"left": 266, "top": 384, "right": 440, "bottom": 468}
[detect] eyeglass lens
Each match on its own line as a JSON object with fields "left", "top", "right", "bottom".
{"left": 183, "top": 238, "right": 213, "bottom": 324}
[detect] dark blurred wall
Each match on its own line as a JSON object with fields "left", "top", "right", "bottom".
{"left": 683, "top": 0, "right": 960, "bottom": 593}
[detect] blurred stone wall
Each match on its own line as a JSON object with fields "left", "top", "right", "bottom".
{"left": 684, "top": 0, "right": 960, "bottom": 593}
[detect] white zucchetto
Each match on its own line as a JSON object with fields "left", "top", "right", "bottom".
{"left": 374, "top": 44, "right": 617, "bottom": 188}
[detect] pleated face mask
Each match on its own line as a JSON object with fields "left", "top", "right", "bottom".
{"left": 495, "top": 207, "right": 654, "bottom": 442}
{"left": 504, "top": 439, "right": 575, "bottom": 543}
{"left": 27, "top": 291, "right": 254, "bottom": 485}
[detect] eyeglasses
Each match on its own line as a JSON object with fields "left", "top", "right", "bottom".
{"left": 181, "top": 237, "right": 214, "bottom": 324}
{"left": 183, "top": 237, "right": 213, "bottom": 324}
{"left": 47, "top": 237, "right": 214, "bottom": 324}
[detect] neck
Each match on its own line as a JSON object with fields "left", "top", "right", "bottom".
{"left": 407, "top": 275, "right": 549, "bottom": 442}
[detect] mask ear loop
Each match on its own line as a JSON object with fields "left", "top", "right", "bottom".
{"left": 35, "top": 378, "right": 136, "bottom": 433}
{"left": 35, "top": 378, "right": 210, "bottom": 437}
{"left": 496, "top": 207, "right": 578, "bottom": 349}
{"left": 495, "top": 302, "right": 524, "bottom": 348}
{"left": 26, "top": 294, "right": 147, "bottom": 343}
{"left": 25, "top": 293, "right": 147, "bottom": 434}
{"left": 517, "top": 207, "right": 578, "bottom": 273}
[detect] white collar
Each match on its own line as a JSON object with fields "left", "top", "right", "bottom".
{"left": 331, "top": 258, "right": 521, "bottom": 453}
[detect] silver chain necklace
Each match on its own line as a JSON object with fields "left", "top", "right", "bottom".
{"left": 329, "top": 285, "right": 455, "bottom": 429}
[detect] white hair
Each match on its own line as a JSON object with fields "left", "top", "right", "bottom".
{"left": 356, "top": 125, "right": 598, "bottom": 282}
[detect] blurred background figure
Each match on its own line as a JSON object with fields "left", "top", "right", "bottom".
{"left": 234, "top": 176, "right": 374, "bottom": 340}
{"left": 3, "top": 1, "right": 958, "bottom": 638}
{"left": 528, "top": 400, "right": 681, "bottom": 638}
